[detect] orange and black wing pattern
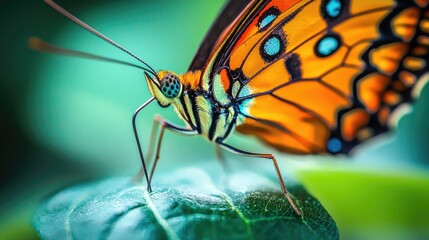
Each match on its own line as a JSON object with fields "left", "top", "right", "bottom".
{"left": 197, "top": 0, "right": 429, "bottom": 155}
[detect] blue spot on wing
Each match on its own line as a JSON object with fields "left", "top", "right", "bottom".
{"left": 326, "top": 0, "right": 341, "bottom": 18}
{"left": 258, "top": 7, "right": 280, "bottom": 31}
{"left": 318, "top": 36, "right": 339, "bottom": 56}
{"left": 264, "top": 36, "right": 281, "bottom": 56}
{"left": 327, "top": 138, "right": 342, "bottom": 153}
{"left": 260, "top": 34, "right": 284, "bottom": 62}
{"left": 260, "top": 15, "right": 277, "bottom": 29}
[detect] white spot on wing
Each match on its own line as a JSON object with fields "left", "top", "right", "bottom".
{"left": 412, "top": 72, "right": 429, "bottom": 99}
{"left": 388, "top": 103, "right": 412, "bottom": 129}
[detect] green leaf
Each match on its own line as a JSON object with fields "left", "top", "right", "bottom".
{"left": 33, "top": 168, "right": 338, "bottom": 240}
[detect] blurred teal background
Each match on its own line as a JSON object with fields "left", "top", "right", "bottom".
{"left": 1, "top": 0, "right": 428, "bottom": 239}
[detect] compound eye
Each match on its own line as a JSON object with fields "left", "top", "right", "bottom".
{"left": 160, "top": 74, "right": 181, "bottom": 98}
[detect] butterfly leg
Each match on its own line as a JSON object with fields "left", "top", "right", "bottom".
{"left": 132, "top": 116, "right": 160, "bottom": 183}
{"left": 133, "top": 115, "right": 164, "bottom": 184}
{"left": 147, "top": 115, "right": 198, "bottom": 189}
{"left": 132, "top": 98, "right": 155, "bottom": 191}
{"left": 144, "top": 116, "right": 161, "bottom": 169}
{"left": 216, "top": 141, "right": 302, "bottom": 216}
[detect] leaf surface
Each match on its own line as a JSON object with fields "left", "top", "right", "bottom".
{"left": 33, "top": 168, "right": 338, "bottom": 240}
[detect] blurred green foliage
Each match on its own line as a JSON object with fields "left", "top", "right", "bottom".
{"left": 1, "top": 0, "right": 429, "bottom": 239}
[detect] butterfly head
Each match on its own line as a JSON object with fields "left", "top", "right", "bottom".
{"left": 144, "top": 71, "right": 183, "bottom": 107}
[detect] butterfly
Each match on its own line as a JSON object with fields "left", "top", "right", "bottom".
{"left": 34, "top": 0, "right": 429, "bottom": 216}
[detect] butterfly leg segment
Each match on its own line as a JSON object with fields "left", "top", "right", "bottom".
{"left": 144, "top": 117, "right": 161, "bottom": 170}
{"left": 216, "top": 140, "right": 302, "bottom": 216}
{"left": 147, "top": 115, "right": 198, "bottom": 189}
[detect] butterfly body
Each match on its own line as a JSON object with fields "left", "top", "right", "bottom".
{"left": 146, "top": 69, "right": 244, "bottom": 143}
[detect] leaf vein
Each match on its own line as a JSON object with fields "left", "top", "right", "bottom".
{"left": 217, "top": 192, "right": 254, "bottom": 240}
{"left": 144, "top": 189, "right": 179, "bottom": 240}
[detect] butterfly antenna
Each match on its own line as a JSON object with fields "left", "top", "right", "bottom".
{"left": 29, "top": 37, "right": 148, "bottom": 71}
{"left": 44, "top": 0, "right": 158, "bottom": 79}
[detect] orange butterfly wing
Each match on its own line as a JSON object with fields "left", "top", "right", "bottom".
{"left": 195, "top": 0, "right": 429, "bottom": 154}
